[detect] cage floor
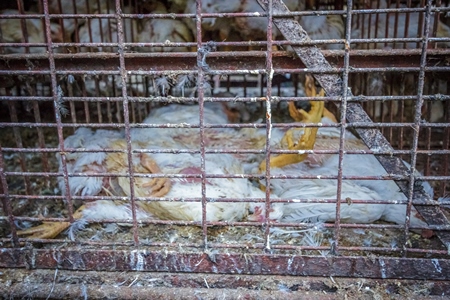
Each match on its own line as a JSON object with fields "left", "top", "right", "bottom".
{"left": 2, "top": 268, "right": 450, "bottom": 299}
{"left": 0, "top": 103, "right": 448, "bottom": 259}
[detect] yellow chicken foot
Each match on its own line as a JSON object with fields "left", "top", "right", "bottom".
{"left": 289, "top": 74, "right": 337, "bottom": 123}
{"left": 260, "top": 100, "right": 324, "bottom": 171}
{"left": 259, "top": 74, "right": 326, "bottom": 171}
{"left": 140, "top": 154, "right": 172, "bottom": 197}
{"left": 289, "top": 101, "right": 337, "bottom": 123}
{"left": 16, "top": 205, "right": 85, "bottom": 239}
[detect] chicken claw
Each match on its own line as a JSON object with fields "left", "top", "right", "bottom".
{"left": 17, "top": 206, "right": 85, "bottom": 239}
{"left": 289, "top": 75, "right": 337, "bottom": 123}
{"left": 259, "top": 76, "right": 325, "bottom": 171}
{"left": 16, "top": 221, "right": 71, "bottom": 239}
{"left": 140, "top": 154, "right": 172, "bottom": 197}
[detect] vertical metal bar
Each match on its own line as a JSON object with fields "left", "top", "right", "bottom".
{"left": 440, "top": 84, "right": 450, "bottom": 196}
{"left": 417, "top": 0, "right": 425, "bottom": 49}
{"left": 84, "top": 102, "right": 91, "bottom": 123}
{"left": 116, "top": 101, "right": 122, "bottom": 123}
{"left": 243, "top": 75, "right": 248, "bottom": 98}
{"left": 404, "top": 0, "right": 412, "bottom": 49}
{"left": 398, "top": 95, "right": 405, "bottom": 156}
{"left": 195, "top": 0, "right": 208, "bottom": 250}
{"left": 16, "top": 0, "right": 30, "bottom": 54}
{"left": 263, "top": 0, "right": 274, "bottom": 253}
{"left": 115, "top": 0, "right": 139, "bottom": 246}
{"left": 331, "top": 0, "right": 353, "bottom": 255}
{"left": 402, "top": 0, "right": 433, "bottom": 256}
{"left": 131, "top": 102, "right": 137, "bottom": 123}
{"left": 32, "top": 100, "right": 50, "bottom": 186}
{"left": 95, "top": 79, "right": 103, "bottom": 123}
{"left": 42, "top": 0, "right": 75, "bottom": 222}
{"left": 72, "top": 0, "right": 81, "bottom": 48}
{"left": 373, "top": 0, "right": 380, "bottom": 49}
{"left": 392, "top": 0, "right": 400, "bottom": 49}
{"left": 423, "top": 80, "right": 433, "bottom": 177}
{"left": 7, "top": 101, "right": 31, "bottom": 195}
{"left": 431, "top": 0, "right": 441, "bottom": 49}
{"left": 0, "top": 145, "right": 19, "bottom": 247}
{"left": 68, "top": 78, "right": 77, "bottom": 132}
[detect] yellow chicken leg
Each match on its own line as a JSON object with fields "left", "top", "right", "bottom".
{"left": 16, "top": 205, "right": 85, "bottom": 239}
{"left": 288, "top": 75, "right": 337, "bottom": 123}
{"left": 259, "top": 75, "right": 325, "bottom": 171}
{"left": 260, "top": 100, "right": 324, "bottom": 171}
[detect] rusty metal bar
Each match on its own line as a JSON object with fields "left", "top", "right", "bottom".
{"left": 331, "top": 0, "right": 354, "bottom": 254}
{"left": 1, "top": 49, "right": 450, "bottom": 71}
{"left": 0, "top": 146, "right": 19, "bottom": 247}
{"left": 41, "top": 0, "right": 75, "bottom": 225}
{"left": 1, "top": 219, "right": 447, "bottom": 233}
{"left": 1, "top": 145, "right": 450, "bottom": 156}
{"left": 1, "top": 269, "right": 450, "bottom": 299}
{"left": 1, "top": 249, "right": 449, "bottom": 279}
{"left": 2, "top": 94, "right": 450, "bottom": 104}
{"left": 6, "top": 101, "right": 31, "bottom": 195}
{"left": 255, "top": 0, "right": 450, "bottom": 247}
{"left": 115, "top": 0, "right": 139, "bottom": 246}
{"left": 261, "top": 0, "right": 275, "bottom": 253}
{"left": 1, "top": 193, "right": 446, "bottom": 207}
{"left": 193, "top": 0, "right": 205, "bottom": 250}
{"left": 2, "top": 120, "right": 450, "bottom": 129}
{"left": 402, "top": 0, "right": 433, "bottom": 255}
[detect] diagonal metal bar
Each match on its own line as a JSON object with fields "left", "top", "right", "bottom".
{"left": 256, "top": 0, "right": 450, "bottom": 247}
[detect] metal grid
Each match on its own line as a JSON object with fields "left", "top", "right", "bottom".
{"left": 0, "top": 0, "right": 450, "bottom": 297}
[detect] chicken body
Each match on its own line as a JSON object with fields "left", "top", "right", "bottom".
{"left": 20, "top": 99, "right": 431, "bottom": 238}
{"left": 138, "top": 1, "right": 193, "bottom": 52}
{"left": 48, "top": 0, "right": 113, "bottom": 41}
{"left": 128, "top": 103, "right": 265, "bottom": 221}
{"left": 247, "top": 78, "right": 430, "bottom": 229}
{"left": 183, "top": 0, "right": 344, "bottom": 49}
{"left": 18, "top": 103, "right": 264, "bottom": 239}
{"left": 263, "top": 120, "right": 429, "bottom": 227}
{"left": 0, "top": 9, "right": 62, "bottom": 53}
{"left": 299, "top": 14, "right": 345, "bottom": 50}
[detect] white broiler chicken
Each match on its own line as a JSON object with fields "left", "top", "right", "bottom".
{"left": 77, "top": 5, "right": 138, "bottom": 96}
{"left": 48, "top": 0, "right": 113, "bottom": 42}
{"left": 17, "top": 102, "right": 265, "bottom": 239}
{"left": 138, "top": 1, "right": 193, "bottom": 52}
{"left": 0, "top": 9, "right": 63, "bottom": 54}
{"left": 298, "top": 3, "right": 345, "bottom": 50}
{"left": 247, "top": 76, "right": 431, "bottom": 235}
{"left": 77, "top": 6, "right": 138, "bottom": 52}
{"left": 183, "top": 0, "right": 298, "bottom": 47}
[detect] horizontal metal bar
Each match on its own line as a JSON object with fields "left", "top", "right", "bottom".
{"left": 0, "top": 249, "right": 449, "bottom": 279}
{"left": 1, "top": 50, "right": 449, "bottom": 72}
{"left": 2, "top": 146, "right": 449, "bottom": 156}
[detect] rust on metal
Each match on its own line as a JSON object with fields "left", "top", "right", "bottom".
{"left": 1, "top": 49, "right": 450, "bottom": 71}
{"left": 255, "top": 0, "right": 450, "bottom": 247}
{"left": 1, "top": 269, "right": 450, "bottom": 299}
{"left": 0, "top": 248, "right": 449, "bottom": 280}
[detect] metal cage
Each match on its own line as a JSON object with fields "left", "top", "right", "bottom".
{"left": 1, "top": 0, "right": 449, "bottom": 298}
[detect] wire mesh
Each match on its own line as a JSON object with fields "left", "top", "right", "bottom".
{"left": 0, "top": 0, "right": 450, "bottom": 295}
